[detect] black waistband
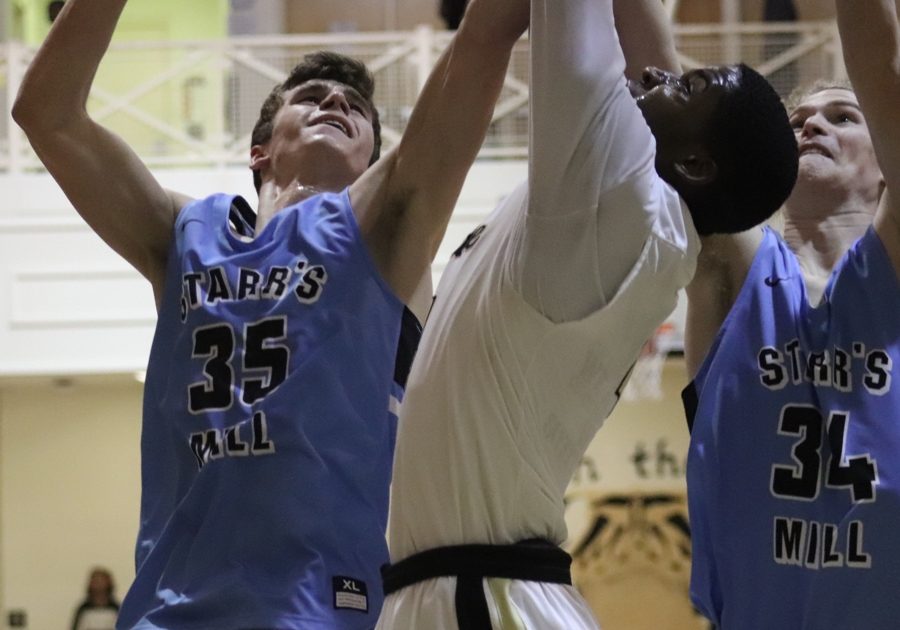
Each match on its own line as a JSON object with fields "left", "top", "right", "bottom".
{"left": 381, "top": 539, "right": 572, "bottom": 596}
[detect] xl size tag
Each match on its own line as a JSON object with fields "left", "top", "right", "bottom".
{"left": 333, "top": 575, "right": 368, "bottom": 612}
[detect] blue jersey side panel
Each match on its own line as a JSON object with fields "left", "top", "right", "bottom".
{"left": 119, "top": 190, "right": 414, "bottom": 629}
{"left": 687, "top": 227, "right": 900, "bottom": 629}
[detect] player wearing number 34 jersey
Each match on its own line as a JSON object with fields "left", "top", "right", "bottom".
{"left": 684, "top": 226, "right": 900, "bottom": 629}
{"left": 682, "top": 1, "right": 900, "bottom": 627}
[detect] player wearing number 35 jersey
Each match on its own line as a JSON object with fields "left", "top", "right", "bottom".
{"left": 14, "top": 0, "right": 527, "bottom": 625}
{"left": 685, "top": 226, "right": 900, "bottom": 629}
{"left": 123, "top": 191, "right": 417, "bottom": 628}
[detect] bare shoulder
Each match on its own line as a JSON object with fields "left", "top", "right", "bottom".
{"left": 684, "top": 228, "right": 763, "bottom": 378}
{"left": 874, "top": 189, "right": 900, "bottom": 281}
{"left": 347, "top": 147, "right": 409, "bottom": 270}
{"left": 146, "top": 189, "right": 194, "bottom": 308}
{"left": 692, "top": 229, "right": 762, "bottom": 296}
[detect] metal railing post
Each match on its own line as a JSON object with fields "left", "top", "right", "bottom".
{"left": 664, "top": 0, "right": 681, "bottom": 20}
{"left": 414, "top": 25, "right": 433, "bottom": 96}
{"left": 829, "top": 22, "right": 847, "bottom": 80}
{"left": 721, "top": 0, "right": 741, "bottom": 64}
{"left": 6, "top": 41, "right": 26, "bottom": 175}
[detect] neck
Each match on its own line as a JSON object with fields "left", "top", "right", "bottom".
{"left": 782, "top": 193, "right": 874, "bottom": 276}
{"left": 255, "top": 178, "right": 342, "bottom": 233}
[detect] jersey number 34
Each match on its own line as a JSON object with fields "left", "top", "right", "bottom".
{"left": 771, "top": 404, "right": 878, "bottom": 503}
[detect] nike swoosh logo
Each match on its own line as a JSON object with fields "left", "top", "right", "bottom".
{"left": 765, "top": 276, "right": 785, "bottom": 287}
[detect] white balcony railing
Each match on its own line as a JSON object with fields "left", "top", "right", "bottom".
{"left": 1, "top": 21, "right": 841, "bottom": 174}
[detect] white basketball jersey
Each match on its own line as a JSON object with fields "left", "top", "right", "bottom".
{"left": 388, "top": 175, "right": 697, "bottom": 560}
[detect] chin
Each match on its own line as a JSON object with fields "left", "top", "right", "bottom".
{"left": 796, "top": 162, "right": 833, "bottom": 184}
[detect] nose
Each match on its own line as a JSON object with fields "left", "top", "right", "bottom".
{"left": 320, "top": 87, "right": 351, "bottom": 116}
{"left": 642, "top": 66, "right": 678, "bottom": 89}
{"left": 799, "top": 112, "right": 826, "bottom": 139}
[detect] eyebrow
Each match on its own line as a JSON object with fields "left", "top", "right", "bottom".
{"left": 294, "top": 81, "right": 371, "bottom": 115}
{"left": 791, "top": 100, "right": 863, "bottom": 116}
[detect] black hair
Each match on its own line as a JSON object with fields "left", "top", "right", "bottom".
{"left": 48, "top": 0, "right": 65, "bottom": 23}
{"left": 250, "top": 51, "right": 381, "bottom": 193}
{"left": 681, "top": 63, "right": 799, "bottom": 235}
{"left": 440, "top": 0, "right": 469, "bottom": 29}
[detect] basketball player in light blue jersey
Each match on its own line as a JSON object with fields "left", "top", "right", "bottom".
{"left": 683, "top": 1, "right": 900, "bottom": 627}
{"left": 13, "top": 0, "right": 528, "bottom": 628}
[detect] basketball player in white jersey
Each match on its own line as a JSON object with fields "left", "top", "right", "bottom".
{"left": 377, "top": 0, "right": 798, "bottom": 627}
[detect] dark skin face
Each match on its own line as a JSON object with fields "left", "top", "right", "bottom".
{"left": 631, "top": 65, "right": 743, "bottom": 187}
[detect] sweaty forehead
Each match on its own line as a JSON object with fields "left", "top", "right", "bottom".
{"left": 794, "top": 87, "right": 858, "bottom": 112}
{"left": 291, "top": 78, "right": 357, "bottom": 96}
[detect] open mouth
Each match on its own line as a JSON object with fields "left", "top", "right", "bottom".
{"left": 627, "top": 79, "right": 647, "bottom": 99}
{"left": 314, "top": 118, "right": 350, "bottom": 137}
{"left": 799, "top": 144, "right": 832, "bottom": 158}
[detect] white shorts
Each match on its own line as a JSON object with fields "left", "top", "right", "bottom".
{"left": 376, "top": 576, "right": 601, "bottom": 629}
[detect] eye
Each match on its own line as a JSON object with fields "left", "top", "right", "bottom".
{"left": 687, "top": 73, "right": 709, "bottom": 94}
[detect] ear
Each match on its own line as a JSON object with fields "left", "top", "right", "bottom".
{"left": 673, "top": 154, "right": 718, "bottom": 186}
{"left": 249, "top": 144, "right": 270, "bottom": 172}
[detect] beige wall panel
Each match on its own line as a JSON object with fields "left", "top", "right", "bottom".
{"left": 794, "top": 0, "right": 834, "bottom": 20}
{"left": 676, "top": 0, "right": 720, "bottom": 23}
{"left": 0, "top": 380, "right": 142, "bottom": 629}
{"left": 741, "top": 0, "right": 834, "bottom": 22}
{"left": 566, "top": 360, "right": 709, "bottom": 629}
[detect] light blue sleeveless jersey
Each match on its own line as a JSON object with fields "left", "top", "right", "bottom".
{"left": 686, "top": 227, "right": 900, "bottom": 629}
{"left": 118, "top": 191, "right": 419, "bottom": 629}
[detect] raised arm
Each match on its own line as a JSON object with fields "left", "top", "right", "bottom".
{"left": 509, "top": 0, "right": 685, "bottom": 323}
{"left": 12, "top": 0, "right": 190, "bottom": 303}
{"left": 349, "top": 0, "right": 528, "bottom": 304}
{"left": 836, "top": 0, "right": 900, "bottom": 275}
{"left": 528, "top": 0, "right": 649, "bottom": 216}
{"left": 612, "top": 0, "right": 681, "bottom": 80}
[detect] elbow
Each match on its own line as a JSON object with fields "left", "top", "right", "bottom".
{"left": 11, "top": 92, "right": 36, "bottom": 131}
{"left": 12, "top": 74, "right": 79, "bottom": 133}
{"left": 12, "top": 90, "right": 80, "bottom": 140}
{"left": 11, "top": 90, "right": 53, "bottom": 136}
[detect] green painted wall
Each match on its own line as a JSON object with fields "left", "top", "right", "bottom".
{"left": 15, "top": 0, "right": 231, "bottom": 161}
{"left": 15, "top": 0, "right": 228, "bottom": 44}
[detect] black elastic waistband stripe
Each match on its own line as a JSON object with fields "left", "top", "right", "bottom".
{"left": 381, "top": 539, "right": 572, "bottom": 596}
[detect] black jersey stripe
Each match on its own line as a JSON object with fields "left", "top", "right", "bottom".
{"left": 394, "top": 307, "right": 423, "bottom": 389}
{"left": 682, "top": 381, "right": 698, "bottom": 434}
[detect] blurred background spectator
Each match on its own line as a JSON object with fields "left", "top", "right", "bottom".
{"left": 70, "top": 568, "right": 119, "bottom": 630}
